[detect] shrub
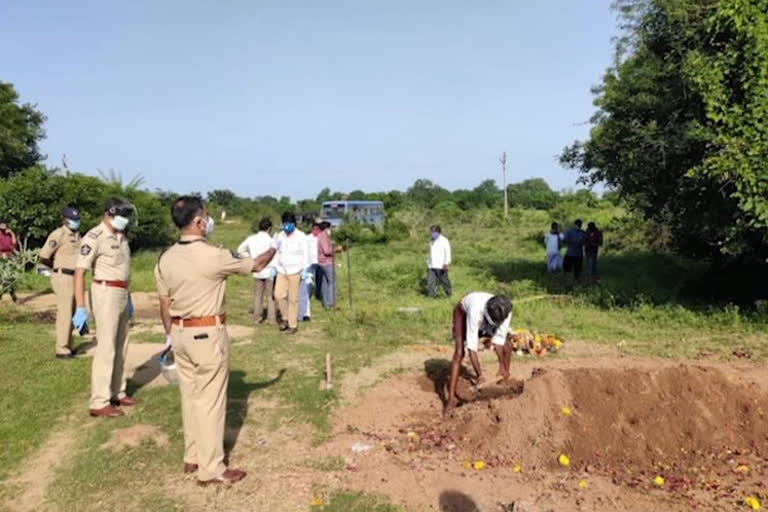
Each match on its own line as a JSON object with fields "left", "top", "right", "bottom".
{"left": 0, "top": 167, "right": 173, "bottom": 250}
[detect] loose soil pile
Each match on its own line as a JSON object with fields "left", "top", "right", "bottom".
{"left": 349, "top": 362, "right": 768, "bottom": 506}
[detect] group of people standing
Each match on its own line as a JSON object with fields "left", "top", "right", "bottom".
{"left": 545, "top": 219, "right": 603, "bottom": 279}
{"left": 237, "top": 212, "right": 339, "bottom": 334}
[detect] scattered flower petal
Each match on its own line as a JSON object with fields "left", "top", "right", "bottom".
{"left": 473, "top": 460, "right": 486, "bottom": 470}
{"left": 558, "top": 454, "right": 570, "bottom": 467}
{"left": 578, "top": 479, "right": 589, "bottom": 489}
{"left": 653, "top": 476, "right": 665, "bottom": 487}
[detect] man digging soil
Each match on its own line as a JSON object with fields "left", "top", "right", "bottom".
{"left": 446, "top": 292, "right": 513, "bottom": 414}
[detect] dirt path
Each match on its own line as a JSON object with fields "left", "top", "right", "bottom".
{"left": 3, "top": 420, "right": 83, "bottom": 512}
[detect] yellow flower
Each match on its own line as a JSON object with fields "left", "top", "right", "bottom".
{"left": 578, "top": 479, "right": 589, "bottom": 489}
{"left": 561, "top": 406, "right": 573, "bottom": 416}
{"left": 462, "top": 460, "right": 472, "bottom": 469}
{"left": 745, "top": 496, "right": 762, "bottom": 510}
{"left": 653, "top": 476, "right": 665, "bottom": 486}
{"left": 311, "top": 496, "right": 326, "bottom": 507}
{"left": 554, "top": 339, "right": 563, "bottom": 349}
{"left": 558, "top": 454, "right": 570, "bottom": 467}
{"left": 473, "top": 460, "right": 486, "bottom": 470}
{"left": 737, "top": 465, "right": 750, "bottom": 474}
{"left": 513, "top": 464, "right": 522, "bottom": 473}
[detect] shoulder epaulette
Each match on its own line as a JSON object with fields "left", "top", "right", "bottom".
{"left": 88, "top": 229, "right": 102, "bottom": 240}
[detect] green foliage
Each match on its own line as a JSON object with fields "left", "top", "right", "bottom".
{"left": 562, "top": 0, "right": 768, "bottom": 261}
{"left": 0, "top": 81, "right": 46, "bottom": 179}
{"left": 507, "top": 178, "right": 558, "bottom": 209}
{"left": 0, "top": 167, "right": 172, "bottom": 250}
{"left": 332, "top": 222, "right": 387, "bottom": 245}
{"left": 0, "top": 239, "right": 38, "bottom": 296}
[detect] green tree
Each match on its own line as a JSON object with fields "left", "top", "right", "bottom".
{"left": 207, "top": 189, "right": 237, "bottom": 208}
{"left": 561, "top": 0, "right": 768, "bottom": 261}
{"left": 507, "top": 178, "right": 558, "bottom": 210}
{"left": 405, "top": 179, "right": 451, "bottom": 209}
{"left": 0, "top": 81, "right": 46, "bottom": 178}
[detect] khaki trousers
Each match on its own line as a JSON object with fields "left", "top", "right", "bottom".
{"left": 275, "top": 273, "right": 301, "bottom": 329}
{"left": 172, "top": 323, "right": 229, "bottom": 481}
{"left": 50, "top": 272, "right": 75, "bottom": 355}
{"left": 89, "top": 284, "right": 130, "bottom": 409}
{"left": 253, "top": 278, "right": 276, "bottom": 324}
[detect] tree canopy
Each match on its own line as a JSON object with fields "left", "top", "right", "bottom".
{"left": 0, "top": 82, "right": 46, "bottom": 179}
{"left": 561, "top": 0, "right": 768, "bottom": 262}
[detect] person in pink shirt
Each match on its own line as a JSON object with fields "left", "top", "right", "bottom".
{"left": 316, "top": 222, "right": 337, "bottom": 309}
{"left": 0, "top": 220, "right": 19, "bottom": 303}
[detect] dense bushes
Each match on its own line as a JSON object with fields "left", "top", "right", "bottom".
{"left": 0, "top": 167, "right": 173, "bottom": 250}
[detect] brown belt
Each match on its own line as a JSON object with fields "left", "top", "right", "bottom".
{"left": 171, "top": 314, "right": 226, "bottom": 327}
{"left": 54, "top": 268, "right": 75, "bottom": 276}
{"left": 93, "top": 279, "right": 129, "bottom": 288}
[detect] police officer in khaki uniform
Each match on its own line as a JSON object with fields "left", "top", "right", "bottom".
{"left": 73, "top": 197, "right": 137, "bottom": 418}
{"left": 155, "top": 196, "right": 275, "bottom": 485}
{"left": 38, "top": 207, "right": 82, "bottom": 358}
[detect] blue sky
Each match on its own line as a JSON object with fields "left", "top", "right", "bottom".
{"left": 0, "top": 1, "right": 615, "bottom": 200}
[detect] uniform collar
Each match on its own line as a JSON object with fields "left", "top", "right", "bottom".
{"left": 100, "top": 220, "right": 121, "bottom": 240}
{"left": 180, "top": 234, "right": 205, "bottom": 242}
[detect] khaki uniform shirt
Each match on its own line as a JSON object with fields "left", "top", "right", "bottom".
{"left": 76, "top": 221, "right": 131, "bottom": 281}
{"left": 154, "top": 235, "right": 253, "bottom": 318}
{"left": 39, "top": 226, "right": 81, "bottom": 270}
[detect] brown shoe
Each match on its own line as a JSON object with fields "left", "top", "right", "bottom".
{"left": 111, "top": 396, "right": 139, "bottom": 407}
{"left": 89, "top": 406, "right": 124, "bottom": 418}
{"left": 198, "top": 469, "right": 247, "bottom": 486}
{"left": 184, "top": 463, "right": 198, "bottom": 474}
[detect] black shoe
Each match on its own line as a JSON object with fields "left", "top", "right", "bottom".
{"left": 279, "top": 322, "right": 289, "bottom": 331}
{"left": 302, "top": 316, "right": 311, "bottom": 322}
{"left": 55, "top": 353, "right": 75, "bottom": 360}
{"left": 10, "top": 292, "right": 18, "bottom": 304}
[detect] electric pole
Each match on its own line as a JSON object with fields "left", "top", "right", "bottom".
{"left": 500, "top": 152, "right": 508, "bottom": 219}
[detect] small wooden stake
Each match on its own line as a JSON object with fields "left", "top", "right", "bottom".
{"left": 325, "top": 353, "right": 333, "bottom": 390}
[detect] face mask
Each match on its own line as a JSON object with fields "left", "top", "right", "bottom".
{"left": 205, "top": 216, "right": 215, "bottom": 235}
{"left": 111, "top": 215, "right": 130, "bottom": 231}
{"left": 283, "top": 222, "right": 296, "bottom": 234}
{"left": 431, "top": 232, "right": 440, "bottom": 241}
{"left": 67, "top": 219, "right": 81, "bottom": 231}
{"left": 484, "top": 310, "right": 497, "bottom": 327}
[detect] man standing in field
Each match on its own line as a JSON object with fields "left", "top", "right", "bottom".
{"left": 299, "top": 222, "right": 320, "bottom": 322}
{"left": 427, "top": 225, "right": 452, "bottom": 298}
{"left": 316, "top": 221, "right": 337, "bottom": 310}
{"left": 563, "top": 219, "right": 586, "bottom": 280}
{"left": 585, "top": 221, "right": 604, "bottom": 279}
{"left": 155, "top": 196, "right": 275, "bottom": 485}
{"left": 446, "top": 292, "right": 513, "bottom": 413}
{"left": 0, "top": 220, "right": 19, "bottom": 303}
{"left": 544, "top": 222, "right": 563, "bottom": 272}
{"left": 274, "top": 211, "right": 309, "bottom": 334}
{"left": 38, "top": 207, "right": 82, "bottom": 359}
{"left": 237, "top": 217, "right": 277, "bottom": 324}
{"left": 73, "top": 197, "right": 136, "bottom": 418}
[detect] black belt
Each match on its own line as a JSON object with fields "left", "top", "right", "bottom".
{"left": 54, "top": 268, "right": 75, "bottom": 276}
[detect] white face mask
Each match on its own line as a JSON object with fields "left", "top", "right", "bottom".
{"left": 111, "top": 215, "right": 130, "bottom": 231}
{"left": 205, "top": 216, "right": 215, "bottom": 235}
{"left": 67, "top": 219, "right": 81, "bottom": 231}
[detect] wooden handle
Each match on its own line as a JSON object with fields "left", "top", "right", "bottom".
{"left": 474, "top": 376, "right": 504, "bottom": 391}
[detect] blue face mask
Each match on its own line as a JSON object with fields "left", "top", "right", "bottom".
{"left": 67, "top": 219, "right": 81, "bottom": 231}
{"left": 431, "top": 232, "right": 440, "bottom": 241}
{"left": 283, "top": 222, "right": 296, "bottom": 234}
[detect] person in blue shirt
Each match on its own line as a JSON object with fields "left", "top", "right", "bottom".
{"left": 562, "top": 219, "right": 586, "bottom": 280}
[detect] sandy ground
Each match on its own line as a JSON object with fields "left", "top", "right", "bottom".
{"left": 6, "top": 293, "right": 768, "bottom": 511}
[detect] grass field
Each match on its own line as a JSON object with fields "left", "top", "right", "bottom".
{"left": 1, "top": 206, "right": 767, "bottom": 511}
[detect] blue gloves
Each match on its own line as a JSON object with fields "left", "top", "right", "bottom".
{"left": 72, "top": 307, "right": 89, "bottom": 335}
{"left": 269, "top": 267, "right": 277, "bottom": 279}
{"left": 127, "top": 295, "right": 134, "bottom": 319}
{"left": 301, "top": 268, "right": 310, "bottom": 281}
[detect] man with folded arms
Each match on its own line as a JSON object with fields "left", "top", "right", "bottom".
{"left": 39, "top": 206, "right": 82, "bottom": 359}
{"left": 155, "top": 196, "right": 275, "bottom": 486}
{"left": 73, "top": 197, "right": 137, "bottom": 417}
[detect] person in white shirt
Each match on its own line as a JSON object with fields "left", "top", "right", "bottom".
{"left": 298, "top": 223, "right": 320, "bottom": 322}
{"left": 427, "top": 225, "right": 452, "bottom": 297}
{"left": 274, "top": 211, "right": 309, "bottom": 334}
{"left": 544, "top": 222, "right": 564, "bottom": 272}
{"left": 446, "top": 292, "right": 513, "bottom": 414}
{"left": 237, "top": 218, "right": 277, "bottom": 324}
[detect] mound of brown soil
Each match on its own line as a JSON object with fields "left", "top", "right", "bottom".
{"left": 405, "top": 365, "right": 768, "bottom": 489}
